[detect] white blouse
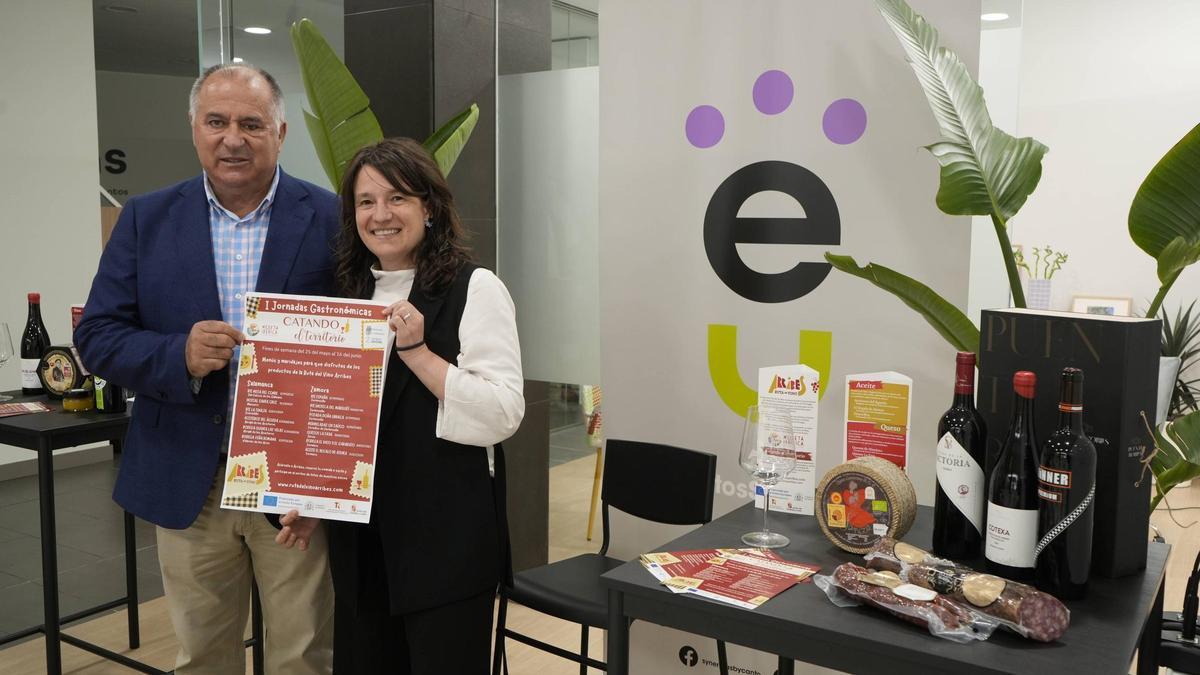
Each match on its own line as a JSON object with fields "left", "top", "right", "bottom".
{"left": 370, "top": 267, "right": 525, "bottom": 450}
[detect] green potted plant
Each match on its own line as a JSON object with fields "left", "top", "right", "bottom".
{"left": 1014, "top": 245, "right": 1068, "bottom": 310}
{"left": 289, "top": 18, "right": 479, "bottom": 186}
{"left": 833, "top": 0, "right": 1200, "bottom": 508}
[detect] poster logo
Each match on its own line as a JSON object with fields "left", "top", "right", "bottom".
{"left": 689, "top": 69, "right": 866, "bottom": 415}
{"left": 678, "top": 645, "right": 698, "bottom": 667}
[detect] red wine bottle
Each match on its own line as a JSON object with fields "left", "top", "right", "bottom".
{"left": 20, "top": 292, "right": 51, "bottom": 395}
{"left": 985, "top": 371, "right": 1040, "bottom": 580}
{"left": 1035, "top": 368, "right": 1096, "bottom": 599}
{"left": 933, "top": 352, "right": 988, "bottom": 559}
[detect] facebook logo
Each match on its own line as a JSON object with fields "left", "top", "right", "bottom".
{"left": 679, "top": 645, "right": 698, "bottom": 667}
{"left": 262, "top": 495, "right": 278, "bottom": 507}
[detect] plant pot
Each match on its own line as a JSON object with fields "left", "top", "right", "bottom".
{"left": 1157, "top": 355, "right": 1181, "bottom": 425}
{"left": 1027, "top": 278, "right": 1052, "bottom": 310}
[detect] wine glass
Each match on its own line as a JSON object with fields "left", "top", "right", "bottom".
{"left": 739, "top": 405, "right": 796, "bottom": 548}
{"left": 0, "top": 323, "right": 13, "bottom": 402}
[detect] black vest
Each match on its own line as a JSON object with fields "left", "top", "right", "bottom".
{"left": 328, "top": 263, "right": 501, "bottom": 614}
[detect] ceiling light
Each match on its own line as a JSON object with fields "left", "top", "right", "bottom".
{"left": 981, "top": 12, "right": 1009, "bottom": 21}
{"left": 243, "top": 26, "right": 272, "bottom": 35}
{"left": 232, "top": 56, "right": 245, "bottom": 63}
{"left": 103, "top": 4, "right": 138, "bottom": 13}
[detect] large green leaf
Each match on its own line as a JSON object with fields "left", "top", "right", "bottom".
{"left": 1130, "top": 123, "right": 1200, "bottom": 258}
{"left": 423, "top": 104, "right": 479, "bottom": 177}
{"left": 1129, "top": 123, "right": 1200, "bottom": 317}
{"left": 875, "top": 0, "right": 1048, "bottom": 221}
{"left": 290, "top": 18, "right": 384, "bottom": 188}
{"left": 1150, "top": 410, "right": 1200, "bottom": 510}
{"left": 825, "top": 253, "right": 979, "bottom": 353}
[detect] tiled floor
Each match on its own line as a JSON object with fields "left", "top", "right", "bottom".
{"left": 0, "top": 460, "right": 162, "bottom": 643}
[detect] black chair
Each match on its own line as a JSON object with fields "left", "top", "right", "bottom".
{"left": 491, "top": 438, "right": 724, "bottom": 674}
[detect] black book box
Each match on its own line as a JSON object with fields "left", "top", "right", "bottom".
{"left": 977, "top": 308, "right": 1160, "bottom": 578}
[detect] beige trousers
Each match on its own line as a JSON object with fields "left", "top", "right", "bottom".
{"left": 156, "top": 472, "right": 334, "bottom": 675}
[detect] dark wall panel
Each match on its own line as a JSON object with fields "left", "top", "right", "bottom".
{"left": 345, "top": 2, "right": 434, "bottom": 140}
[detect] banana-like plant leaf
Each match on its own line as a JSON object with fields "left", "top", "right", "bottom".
{"left": 875, "top": 0, "right": 1048, "bottom": 222}
{"left": 1129, "top": 123, "right": 1200, "bottom": 259}
{"left": 302, "top": 110, "right": 337, "bottom": 188}
{"left": 1156, "top": 236, "right": 1200, "bottom": 285}
{"left": 1150, "top": 411, "right": 1200, "bottom": 510}
{"left": 290, "top": 18, "right": 384, "bottom": 188}
{"left": 825, "top": 253, "right": 979, "bottom": 354}
{"left": 423, "top": 103, "right": 479, "bottom": 177}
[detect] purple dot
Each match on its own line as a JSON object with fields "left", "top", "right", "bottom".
{"left": 823, "top": 98, "right": 867, "bottom": 144}
{"left": 686, "top": 105, "right": 725, "bottom": 148}
{"left": 753, "top": 70, "right": 794, "bottom": 115}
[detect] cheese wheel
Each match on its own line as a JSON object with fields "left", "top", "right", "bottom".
{"left": 816, "top": 456, "right": 917, "bottom": 553}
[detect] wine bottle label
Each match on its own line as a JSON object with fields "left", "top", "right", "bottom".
{"left": 936, "top": 432, "right": 984, "bottom": 534}
{"left": 21, "top": 358, "right": 41, "bottom": 388}
{"left": 985, "top": 501, "right": 1037, "bottom": 568}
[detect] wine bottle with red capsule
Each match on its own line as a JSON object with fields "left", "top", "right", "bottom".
{"left": 986, "top": 371, "right": 1040, "bottom": 581}
{"left": 932, "top": 351, "right": 987, "bottom": 559}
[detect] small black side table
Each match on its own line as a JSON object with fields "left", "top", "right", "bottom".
{"left": 0, "top": 392, "right": 160, "bottom": 675}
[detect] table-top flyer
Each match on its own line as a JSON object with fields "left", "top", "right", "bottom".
{"left": 219, "top": 292, "right": 391, "bottom": 524}
{"left": 754, "top": 363, "right": 820, "bottom": 515}
{"left": 844, "top": 371, "right": 912, "bottom": 470}
{"left": 658, "top": 550, "right": 820, "bottom": 609}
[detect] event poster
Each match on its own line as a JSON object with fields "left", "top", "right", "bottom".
{"left": 220, "top": 292, "right": 391, "bottom": 523}
{"left": 844, "top": 371, "right": 912, "bottom": 470}
{"left": 754, "top": 364, "right": 820, "bottom": 515}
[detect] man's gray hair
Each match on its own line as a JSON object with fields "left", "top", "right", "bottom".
{"left": 188, "top": 63, "right": 286, "bottom": 126}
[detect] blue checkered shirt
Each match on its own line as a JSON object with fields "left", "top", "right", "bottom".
{"left": 203, "top": 166, "right": 280, "bottom": 446}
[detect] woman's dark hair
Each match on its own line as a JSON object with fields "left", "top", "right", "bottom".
{"left": 335, "top": 137, "right": 474, "bottom": 299}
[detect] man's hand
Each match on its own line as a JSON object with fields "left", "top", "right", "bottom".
{"left": 275, "top": 510, "right": 320, "bottom": 551}
{"left": 185, "top": 321, "right": 242, "bottom": 378}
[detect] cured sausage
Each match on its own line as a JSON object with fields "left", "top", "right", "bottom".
{"left": 865, "top": 537, "right": 1070, "bottom": 642}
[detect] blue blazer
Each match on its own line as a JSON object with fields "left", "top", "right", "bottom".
{"left": 76, "top": 171, "right": 339, "bottom": 529}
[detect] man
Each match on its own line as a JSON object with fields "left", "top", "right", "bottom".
{"left": 76, "top": 63, "right": 337, "bottom": 674}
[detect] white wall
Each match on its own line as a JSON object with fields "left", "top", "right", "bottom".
{"left": 1010, "top": 0, "right": 1200, "bottom": 317}
{"left": 97, "top": 70, "right": 200, "bottom": 202}
{"left": 0, "top": 0, "right": 102, "bottom": 464}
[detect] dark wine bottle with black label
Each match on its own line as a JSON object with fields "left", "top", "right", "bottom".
{"left": 986, "top": 371, "right": 1040, "bottom": 581}
{"left": 20, "top": 292, "right": 51, "bottom": 395}
{"left": 1035, "top": 367, "right": 1096, "bottom": 599}
{"left": 933, "top": 351, "right": 987, "bottom": 559}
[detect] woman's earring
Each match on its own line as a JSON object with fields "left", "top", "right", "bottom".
{"left": 424, "top": 216, "right": 433, "bottom": 229}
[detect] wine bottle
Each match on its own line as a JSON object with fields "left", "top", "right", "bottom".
{"left": 933, "top": 351, "right": 988, "bottom": 559}
{"left": 1035, "top": 367, "right": 1097, "bottom": 599}
{"left": 985, "top": 371, "right": 1040, "bottom": 580}
{"left": 20, "top": 292, "right": 51, "bottom": 396}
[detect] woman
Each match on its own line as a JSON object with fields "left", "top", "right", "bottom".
{"left": 277, "top": 137, "right": 524, "bottom": 674}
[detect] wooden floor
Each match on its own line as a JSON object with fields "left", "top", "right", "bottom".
{"left": 1, "top": 458, "right": 1197, "bottom": 674}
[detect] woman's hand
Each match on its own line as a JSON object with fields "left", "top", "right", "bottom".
{"left": 275, "top": 510, "right": 319, "bottom": 551}
{"left": 385, "top": 300, "right": 425, "bottom": 350}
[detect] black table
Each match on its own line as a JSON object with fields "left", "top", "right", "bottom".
{"left": 602, "top": 503, "right": 1169, "bottom": 675}
{"left": 0, "top": 392, "right": 160, "bottom": 675}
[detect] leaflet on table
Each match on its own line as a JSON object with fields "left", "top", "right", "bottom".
{"left": 219, "top": 292, "right": 391, "bottom": 524}
{"left": 660, "top": 551, "right": 820, "bottom": 609}
{"left": 753, "top": 364, "right": 820, "bottom": 515}
{"left": 640, "top": 548, "right": 782, "bottom": 586}
{"left": 844, "top": 371, "right": 912, "bottom": 470}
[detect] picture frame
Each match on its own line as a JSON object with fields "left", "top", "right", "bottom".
{"left": 1071, "top": 295, "right": 1133, "bottom": 317}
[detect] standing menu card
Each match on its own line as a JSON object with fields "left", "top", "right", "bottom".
{"left": 754, "top": 364, "right": 820, "bottom": 515}
{"left": 844, "top": 371, "right": 912, "bottom": 470}
{"left": 220, "top": 292, "right": 391, "bottom": 523}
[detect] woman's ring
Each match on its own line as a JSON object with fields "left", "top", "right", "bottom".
{"left": 402, "top": 313, "right": 412, "bottom": 321}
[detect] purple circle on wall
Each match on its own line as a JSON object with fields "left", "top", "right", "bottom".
{"left": 685, "top": 105, "right": 725, "bottom": 148}
{"left": 823, "top": 98, "right": 868, "bottom": 144}
{"left": 753, "top": 70, "right": 794, "bottom": 115}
